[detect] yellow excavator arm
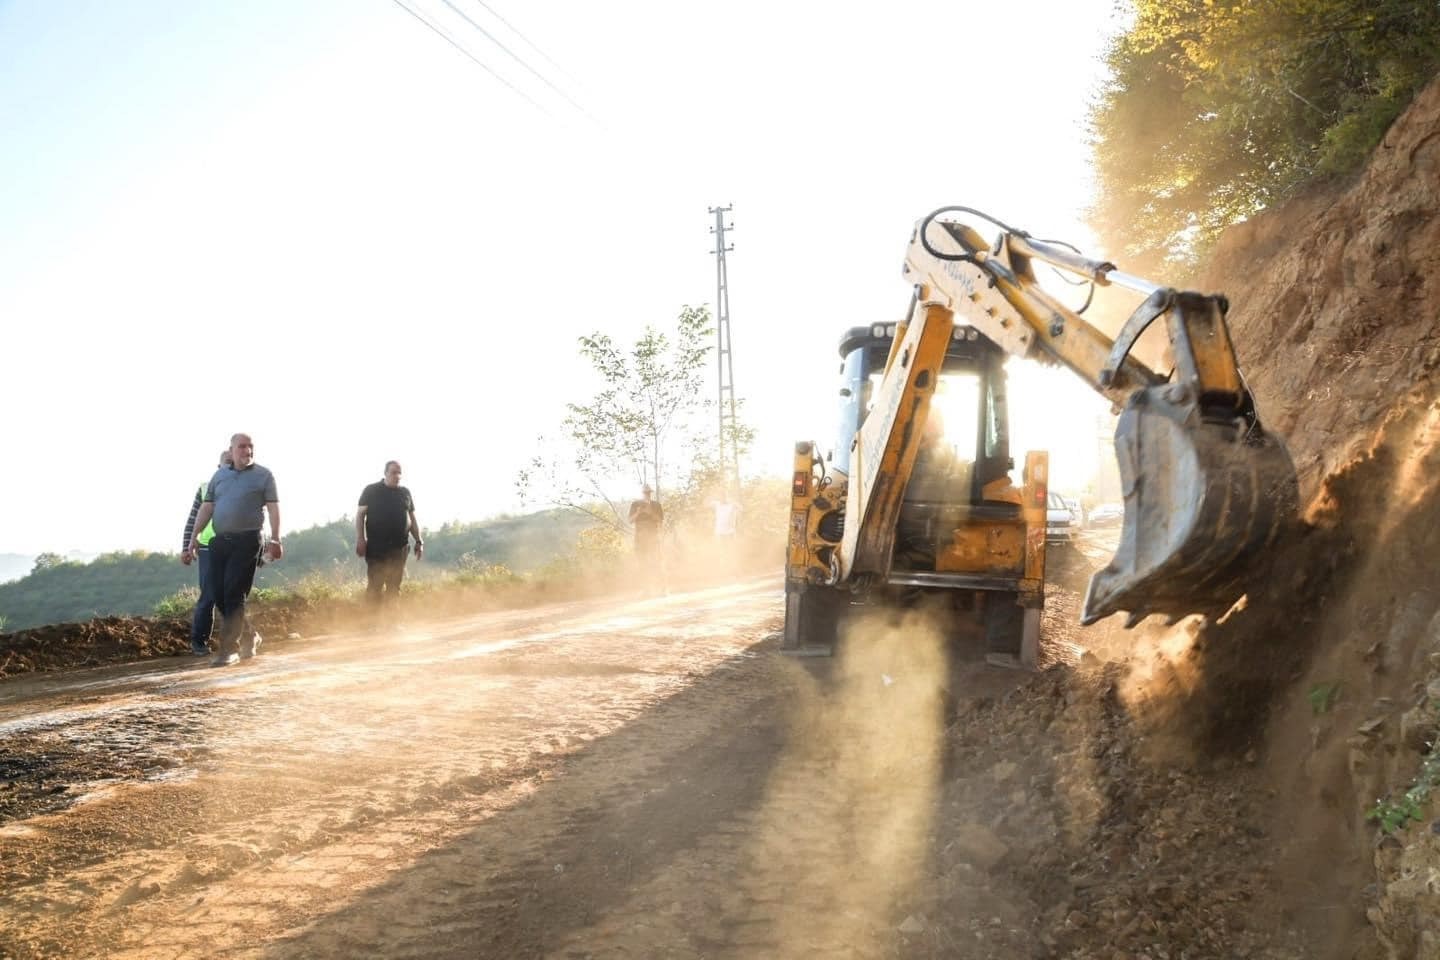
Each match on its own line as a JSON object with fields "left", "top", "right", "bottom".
{"left": 837, "top": 300, "right": 958, "bottom": 580}
{"left": 838, "top": 208, "right": 1297, "bottom": 628}
{"left": 901, "top": 211, "right": 1233, "bottom": 410}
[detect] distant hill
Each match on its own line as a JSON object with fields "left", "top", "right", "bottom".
{"left": 0, "top": 510, "right": 594, "bottom": 632}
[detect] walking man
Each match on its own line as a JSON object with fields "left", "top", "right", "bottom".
{"left": 179, "top": 449, "right": 232, "bottom": 656}
{"left": 187, "top": 433, "right": 282, "bottom": 667}
{"left": 356, "top": 460, "right": 423, "bottom": 614}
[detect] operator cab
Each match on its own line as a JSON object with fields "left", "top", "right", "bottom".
{"left": 832, "top": 322, "right": 1013, "bottom": 502}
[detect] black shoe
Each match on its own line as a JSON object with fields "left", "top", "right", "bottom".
{"left": 191, "top": 644, "right": 210, "bottom": 657}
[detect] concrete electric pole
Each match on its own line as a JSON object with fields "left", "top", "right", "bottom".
{"left": 709, "top": 205, "right": 740, "bottom": 496}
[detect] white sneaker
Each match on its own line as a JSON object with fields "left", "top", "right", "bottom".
{"left": 240, "top": 632, "right": 263, "bottom": 660}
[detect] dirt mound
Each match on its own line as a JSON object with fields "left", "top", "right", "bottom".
{"left": 0, "top": 605, "right": 312, "bottom": 679}
{"left": 0, "top": 579, "right": 588, "bottom": 680}
{"left": 0, "top": 616, "right": 191, "bottom": 678}
{"left": 941, "top": 662, "right": 1305, "bottom": 958}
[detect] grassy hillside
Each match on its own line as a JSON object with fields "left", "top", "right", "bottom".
{"left": 0, "top": 510, "right": 593, "bottom": 631}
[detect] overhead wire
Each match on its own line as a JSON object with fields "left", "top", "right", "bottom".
{"left": 465, "top": 0, "right": 584, "bottom": 89}
{"left": 436, "top": 0, "right": 591, "bottom": 118}
{"left": 388, "top": 0, "right": 550, "bottom": 115}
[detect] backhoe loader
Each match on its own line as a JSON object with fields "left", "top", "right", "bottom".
{"left": 783, "top": 207, "right": 1297, "bottom": 665}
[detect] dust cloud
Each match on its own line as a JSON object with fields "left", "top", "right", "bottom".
{"left": 739, "top": 608, "right": 951, "bottom": 953}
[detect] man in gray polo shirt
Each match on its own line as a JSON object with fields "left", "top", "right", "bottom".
{"left": 188, "top": 432, "right": 283, "bottom": 667}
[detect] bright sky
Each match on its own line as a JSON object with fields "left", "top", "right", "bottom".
{"left": 1, "top": 0, "right": 1124, "bottom": 556}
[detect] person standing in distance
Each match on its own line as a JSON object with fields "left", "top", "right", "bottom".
{"left": 628, "top": 484, "right": 664, "bottom": 557}
{"left": 179, "top": 449, "right": 232, "bottom": 656}
{"left": 356, "top": 460, "right": 423, "bottom": 614}
{"left": 628, "top": 484, "right": 665, "bottom": 593}
{"left": 187, "top": 433, "right": 282, "bottom": 667}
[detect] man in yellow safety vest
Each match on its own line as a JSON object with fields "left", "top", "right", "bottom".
{"left": 180, "top": 450, "right": 230, "bottom": 656}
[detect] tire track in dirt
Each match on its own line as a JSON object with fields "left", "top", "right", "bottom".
{"left": 266, "top": 606, "right": 1046, "bottom": 960}
{"left": 268, "top": 649, "right": 790, "bottom": 959}
{"left": 542, "top": 612, "right": 1047, "bottom": 960}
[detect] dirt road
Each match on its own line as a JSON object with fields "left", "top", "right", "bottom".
{"left": 0, "top": 575, "right": 1034, "bottom": 959}
{"left": 3, "top": 536, "right": 1324, "bottom": 960}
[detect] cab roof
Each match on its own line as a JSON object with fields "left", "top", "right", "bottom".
{"left": 838, "top": 323, "right": 999, "bottom": 360}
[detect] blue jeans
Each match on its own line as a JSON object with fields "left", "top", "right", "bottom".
{"left": 190, "top": 547, "right": 217, "bottom": 651}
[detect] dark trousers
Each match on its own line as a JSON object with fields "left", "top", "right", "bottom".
{"left": 190, "top": 547, "right": 217, "bottom": 650}
{"left": 634, "top": 533, "right": 664, "bottom": 591}
{"left": 366, "top": 548, "right": 407, "bottom": 605}
{"left": 211, "top": 530, "right": 261, "bottom": 654}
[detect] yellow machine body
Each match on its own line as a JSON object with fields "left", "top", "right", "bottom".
{"left": 783, "top": 207, "right": 1298, "bottom": 663}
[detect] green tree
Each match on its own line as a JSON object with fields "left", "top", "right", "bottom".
{"left": 664, "top": 403, "right": 759, "bottom": 526}
{"left": 518, "top": 305, "right": 716, "bottom": 530}
{"left": 1090, "top": 0, "right": 1440, "bottom": 274}
{"left": 31, "top": 552, "right": 64, "bottom": 574}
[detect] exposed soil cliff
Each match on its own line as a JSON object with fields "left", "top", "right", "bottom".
{"left": 1146, "top": 73, "right": 1440, "bottom": 958}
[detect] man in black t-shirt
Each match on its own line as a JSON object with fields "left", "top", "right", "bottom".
{"left": 628, "top": 484, "right": 663, "bottom": 557}
{"left": 356, "top": 460, "right": 423, "bottom": 610}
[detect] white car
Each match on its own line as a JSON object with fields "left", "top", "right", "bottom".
{"left": 1046, "top": 492, "right": 1077, "bottom": 545}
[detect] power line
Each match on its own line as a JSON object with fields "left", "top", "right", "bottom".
{"left": 436, "top": 0, "right": 590, "bottom": 117}
{"left": 466, "top": 0, "right": 582, "bottom": 88}
{"left": 389, "top": 0, "right": 550, "bottom": 115}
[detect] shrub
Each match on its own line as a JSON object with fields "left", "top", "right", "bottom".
{"left": 455, "top": 552, "right": 523, "bottom": 588}
{"left": 153, "top": 586, "right": 199, "bottom": 618}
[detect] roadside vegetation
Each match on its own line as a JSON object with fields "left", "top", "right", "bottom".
{"left": 1090, "top": 0, "right": 1440, "bottom": 274}
{"left": 0, "top": 511, "right": 591, "bottom": 632}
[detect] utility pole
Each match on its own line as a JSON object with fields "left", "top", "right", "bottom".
{"left": 709, "top": 205, "right": 740, "bottom": 496}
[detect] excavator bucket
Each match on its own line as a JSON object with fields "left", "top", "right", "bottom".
{"left": 1081, "top": 386, "right": 1298, "bottom": 626}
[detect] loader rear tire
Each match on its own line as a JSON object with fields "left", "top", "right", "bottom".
{"left": 984, "top": 592, "right": 1040, "bottom": 668}
{"left": 783, "top": 582, "right": 845, "bottom": 652}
